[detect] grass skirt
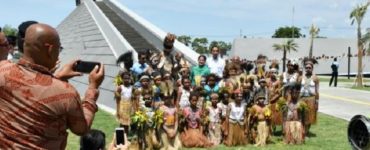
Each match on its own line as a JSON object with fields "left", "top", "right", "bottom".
{"left": 180, "top": 128, "right": 213, "bottom": 148}
{"left": 224, "top": 122, "right": 248, "bottom": 146}
{"left": 283, "top": 121, "right": 305, "bottom": 144}
{"left": 117, "top": 100, "right": 132, "bottom": 125}
{"left": 270, "top": 103, "right": 283, "bottom": 125}
{"left": 208, "top": 122, "right": 222, "bottom": 145}
{"left": 300, "top": 96, "right": 317, "bottom": 125}
{"left": 144, "top": 128, "right": 161, "bottom": 150}
{"left": 255, "top": 121, "right": 269, "bottom": 146}
{"left": 160, "top": 129, "right": 181, "bottom": 150}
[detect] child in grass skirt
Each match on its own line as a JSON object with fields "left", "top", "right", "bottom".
{"left": 224, "top": 89, "right": 248, "bottom": 146}
{"left": 249, "top": 95, "right": 271, "bottom": 146}
{"left": 180, "top": 92, "right": 213, "bottom": 148}
{"left": 159, "top": 94, "right": 182, "bottom": 150}
{"left": 282, "top": 83, "right": 307, "bottom": 144}
{"left": 206, "top": 93, "right": 222, "bottom": 145}
{"left": 115, "top": 72, "right": 135, "bottom": 135}
{"left": 218, "top": 88, "right": 232, "bottom": 142}
{"left": 140, "top": 91, "right": 161, "bottom": 149}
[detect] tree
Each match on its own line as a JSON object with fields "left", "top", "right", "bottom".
{"left": 177, "top": 35, "right": 192, "bottom": 46}
{"left": 2, "top": 24, "right": 18, "bottom": 36}
{"left": 272, "top": 39, "right": 298, "bottom": 72}
{"left": 350, "top": 2, "right": 369, "bottom": 87}
{"left": 209, "top": 41, "right": 219, "bottom": 51}
{"left": 362, "top": 31, "right": 370, "bottom": 55}
{"left": 192, "top": 37, "right": 208, "bottom": 54}
{"left": 272, "top": 26, "right": 303, "bottom": 38}
{"left": 218, "top": 41, "right": 232, "bottom": 55}
{"left": 309, "top": 24, "right": 320, "bottom": 58}
{"left": 209, "top": 41, "right": 232, "bottom": 56}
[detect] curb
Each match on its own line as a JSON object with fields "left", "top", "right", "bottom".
{"left": 97, "top": 103, "right": 116, "bottom": 115}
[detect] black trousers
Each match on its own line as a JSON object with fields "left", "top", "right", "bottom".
{"left": 329, "top": 72, "right": 338, "bottom": 87}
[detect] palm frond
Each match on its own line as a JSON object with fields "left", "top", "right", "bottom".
{"left": 286, "top": 39, "right": 299, "bottom": 52}
{"left": 361, "top": 32, "right": 370, "bottom": 43}
{"left": 362, "top": 32, "right": 370, "bottom": 52}
{"left": 272, "top": 43, "right": 283, "bottom": 51}
{"left": 272, "top": 39, "right": 299, "bottom": 60}
{"left": 350, "top": 3, "right": 369, "bottom": 26}
{"left": 309, "top": 24, "right": 320, "bottom": 37}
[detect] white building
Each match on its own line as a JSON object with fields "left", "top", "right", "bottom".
{"left": 231, "top": 38, "right": 370, "bottom": 75}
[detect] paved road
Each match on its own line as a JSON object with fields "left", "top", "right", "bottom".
{"left": 319, "top": 82, "right": 370, "bottom": 121}
{"left": 97, "top": 81, "right": 370, "bottom": 121}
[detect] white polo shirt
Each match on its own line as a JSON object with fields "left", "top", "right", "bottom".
{"left": 207, "top": 56, "right": 225, "bottom": 77}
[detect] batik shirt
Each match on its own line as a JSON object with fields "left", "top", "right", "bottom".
{"left": 0, "top": 59, "right": 99, "bottom": 149}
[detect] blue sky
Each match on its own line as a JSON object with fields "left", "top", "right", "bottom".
{"left": 1, "top": 0, "right": 370, "bottom": 42}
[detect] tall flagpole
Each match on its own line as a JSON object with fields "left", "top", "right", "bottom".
{"left": 292, "top": 6, "right": 295, "bottom": 39}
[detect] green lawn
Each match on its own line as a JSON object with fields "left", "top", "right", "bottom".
{"left": 66, "top": 111, "right": 350, "bottom": 150}
{"left": 66, "top": 110, "right": 118, "bottom": 150}
{"left": 351, "top": 86, "right": 370, "bottom": 92}
{"left": 182, "top": 113, "right": 350, "bottom": 150}
{"left": 319, "top": 76, "right": 370, "bottom": 83}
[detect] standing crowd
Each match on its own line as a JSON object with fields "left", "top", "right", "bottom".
{"left": 0, "top": 21, "right": 319, "bottom": 149}
{"left": 114, "top": 33, "right": 320, "bottom": 149}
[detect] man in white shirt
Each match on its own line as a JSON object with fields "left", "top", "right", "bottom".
{"left": 207, "top": 46, "right": 225, "bottom": 78}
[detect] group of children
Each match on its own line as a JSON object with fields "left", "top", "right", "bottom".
{"left": 113, "top": 34, "right": 320, "bottom": 149}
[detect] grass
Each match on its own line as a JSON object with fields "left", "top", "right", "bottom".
{"left": 318, "top": 76, "right": 370, "bottom": 83}
{"left": 351, "top": 86, "right": 370, "bottom": 92}
{"left": 66, "top": 110, "right": 118, "bottom": 150}
{"left": 182, "top": 113, "right": 350, "bottom": 150}
{"left": 66, "top": 111, "right": 350, "bottom": 150}
{"left": 318, "top": 76, "right": 370, "bottom": 92}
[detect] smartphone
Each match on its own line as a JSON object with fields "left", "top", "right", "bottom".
{"left": 115, "top": 127, "right": 125, "bottom": 145}
{"left": 74, "top": 60, "right": 100, "bottom": 73}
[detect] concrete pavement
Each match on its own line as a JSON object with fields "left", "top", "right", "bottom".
{"left": 319, "top": 82, "right": 370, "bottom": 121}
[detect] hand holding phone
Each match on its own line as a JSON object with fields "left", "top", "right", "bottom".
{"left": 74, "top": 60, "right": 101, "bottom": 73}
{"left": 115, "top": 127, "right": 125, "bottom": 145}
{"left": 88, "top": 61, "right": 104, "bottom": 89}
{"left": 54, "top": 59, "right": 83, "bottom": 81}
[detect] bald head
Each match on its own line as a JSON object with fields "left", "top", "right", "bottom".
{"left": 0, "top": 32, "right": 9, "bottom": 60}
{"left": 23, "top": 23, "right": 60, "bottom": 70}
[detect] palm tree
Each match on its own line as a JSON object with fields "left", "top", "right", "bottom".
{"left": 273, "top": 39, "right": 299, "bottom": 72}
{"left": 362, "top": 31, "right": 370, "bottom": 55}
{"left": 350, "top": 2, "right": 369, "bottom": 87}
{"left": 309, "top": 24, "right": 320, "bottom": 58}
